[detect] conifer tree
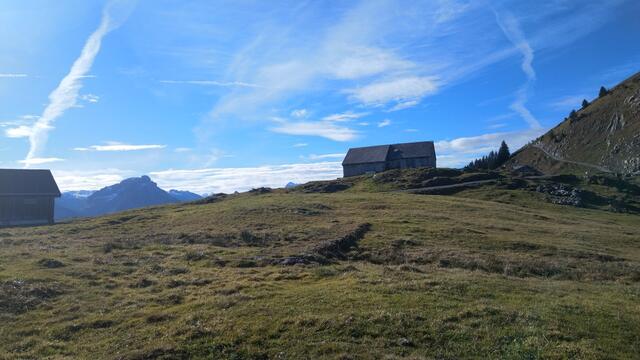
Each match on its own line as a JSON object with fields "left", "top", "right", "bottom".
{"left": 464, "top": 141, "right": 511, "bottom": 171}
{"left": 582, "top": 99, "right": 589, "bottom": 108}
{"left": 496, "top": 141, "right": 511, "bottom": 165}
{"left": 599, "top": 86, "right": 608, "bottom": 97}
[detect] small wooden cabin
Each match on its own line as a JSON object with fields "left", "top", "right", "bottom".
{"left": 0, "top": 169, "right": 61, "bottom": 227}
{"left": 342, "top": 141, "right": 437, "bottom": 177}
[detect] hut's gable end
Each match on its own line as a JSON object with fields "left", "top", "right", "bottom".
{"left": 0, "top": 169, "right": 61, "bottom": 227}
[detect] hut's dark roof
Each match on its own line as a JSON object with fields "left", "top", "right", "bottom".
{"left": 387, "top": 141, "right": 436, "bottom": 161}
{"left": 342, "top": 145, "right": 390, "bottom": 165}
{"left": 342, "top": 141, "right": 435, "bottom": 165}
{"left": 0, "top": 169, "right": 61, "bottom": 196}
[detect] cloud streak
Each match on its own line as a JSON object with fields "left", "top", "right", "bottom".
{"left": 160, "top": 80, "right": 261, "bottom": 88}
{"left": 73, "top": 143, "right": 166, "bottom": 152}
{"left": 19, "top": 157, "right": 65, "bottom": 166}
{"left": 307, "top": 153, "right": 345, "bottom": 160}
{"left": 22, "top": 0, "right": 134, "bottom": 167}
{"left": 270, "top": 119, "right": 357, "bottom": 142}
{"left": 495, "top": 11, "right": 541, "bottom": 129}
{"left": 0, "top": 73, "right": 28, "bottom": 78}
{"left": 346, "top": 76, "right": 439, "bottom": 107}
{"left": 377, "top": 119, "right": 391, "bottom": 128}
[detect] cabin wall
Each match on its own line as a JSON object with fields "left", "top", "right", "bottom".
{"left": 343, "top": 156, "right": 437, "bottom": 177}
{"left": 343, "top": 162, "right": 387, "bottom": 177}
{"left": 386, "top": 156, "right": 436, "bottom": 170}
{"left": 0, "top": 196, "right": 55, "bottom": 226}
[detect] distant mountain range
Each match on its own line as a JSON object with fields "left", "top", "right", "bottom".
{"left": 55, "top": 176, "right": 202, "bottom": 220}
{"left": 510, "top": 71, "right": 640, "bottom": 175}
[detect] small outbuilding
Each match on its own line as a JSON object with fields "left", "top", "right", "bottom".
{"left": 0, "top": 169, "right": 61, "bottom": 227}
{"left": 342, "top": 141, "right": 436, "bottom": 177}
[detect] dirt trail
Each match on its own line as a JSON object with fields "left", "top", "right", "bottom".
{"left": 532, "top": 144, "right": 612, "bottom": 173}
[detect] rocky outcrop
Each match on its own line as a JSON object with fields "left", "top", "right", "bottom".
{"left": 536, "top": 184, "right": 584, "bottom": 207}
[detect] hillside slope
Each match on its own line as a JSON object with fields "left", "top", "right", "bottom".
{"left": 1, "top": 171, "right": 640, "bottom": 359}
{"left": 510, "top": 71, "right": 640, "bottom": 175}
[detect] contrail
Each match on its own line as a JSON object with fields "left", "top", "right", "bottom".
{"left": 24, "top": 0, "right": 135, "bottom": 167}
{"left": 495, "top": 10, "right": 542, "bottom": 130}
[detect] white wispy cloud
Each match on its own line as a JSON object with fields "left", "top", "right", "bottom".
{"left": 347, "top": 76, "right": 439, "bottom": 107}
{"left": 388, "top": 100, "right": 420, "bottom": 112}
{"left": 377, "top": 119, "right": 391, "bottom": 128}
{"left": 74, "top": 142, "right": 166, "bottom": 152}
{"left": 322, "top": 111, "right": 368, "bottom": 122}
{"left": 187, "top": 0, "right": 624, "bottom": 141}
{"left": 174, "top": 147, "right": 193, "bottom": 153}
{"left": 270, "top": 120, "right": 357, "bottom": 142}
{"left": 290, "top": 109, "right": 309, "bottom": 118}
{"left": 329, "top": 46, "right": 414, "bottom": 80}
{"left": 307, "top": 153, "right": 345, "bottom": 160}
{"left": 487, "top": 123, "right": 507, "bottom": 129}
{"left": 21, "top": 0, "right": 134, "bottom": 167}
{"left": 495, "top": 10, "right": 541, "bottom": 130}
{"left": 0, "top": 73, "right": 28, "bottom": 78}
{"left": 81, "top": 94, "right": 100, "bottom": 103}
{"left": 19, "top": 157, "right": 65, "bottom": 166}
{"left": 292, "top": 143, "right": 308, "bottom": 148}
{"left": 160, "top": 80, "right": 261, "bottom": 87}
{"left": 202, "top": 1, "right": 457, "bottom": 128}
{"left": 149, "top": 162, "right": 343, "bottom": 194}
{"left": 5, "top": 126, "right": 32, "bottom": 138}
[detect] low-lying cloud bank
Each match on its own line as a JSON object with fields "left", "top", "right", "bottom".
{"left": 435, "top": 127, "right": 545, "bottom": 167}
{"left": 53, "top": 162, "right": 343, "bottom": 194}
{"left": 150, "top": 162, "right": 342, "bottom": 194}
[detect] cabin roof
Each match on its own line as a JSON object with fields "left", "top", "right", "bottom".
{"left": 342, "top": 141, "right": 435, "bottom": 165}
{"left": 0, "top": 169, "right": 61, "bottom": 197}
{"left": 387, "top": 141, "right": 436, "bottom": 161}
{"left": 342, "top": 145, "right": 391, "bottom": 165}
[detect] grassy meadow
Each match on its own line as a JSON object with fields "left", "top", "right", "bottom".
{"left": 1, "top": 174, "right": 640, "bottom": 359}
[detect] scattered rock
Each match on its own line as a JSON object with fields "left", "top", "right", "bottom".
{"left": 275, "top": 256, "right": 315, "bottom": 266}
{"left": 299, "top": 182, "right": 351, "bottom": 193}
{"left": 37, "top": 258, "right": 65, "bottom": 268}
{"left": 510, "top": 165, "right": 543, "bottom": 177}
{"left": 146, "top": 313, "right": 173, "bottom": 323}
{"left": 249, "top": 187, "right": 272, "bottom": 194}
{"left": 536, "top": 183, "right": 584, "bottom": 207}
{"left": 89, "top": 320, "right": 115, "bottom": 329}
{"left": 184, "top": 250, "right": 207, "bottom": 261}
{"left": 130, "top": 278, "right": 155, "bottom": 288}
{"left": 192, "top": 193, "right": 227, "bottom": 205}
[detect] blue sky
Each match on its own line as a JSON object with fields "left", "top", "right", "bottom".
{"left": 1, "top": 0, "right": 639, "bottom": 193}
